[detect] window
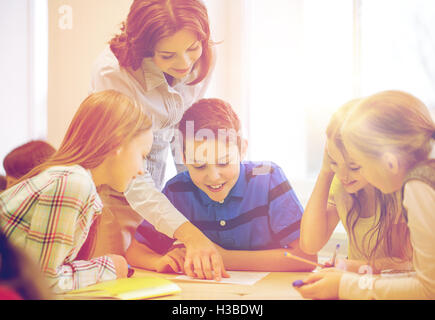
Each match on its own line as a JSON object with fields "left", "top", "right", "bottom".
{"left": 246, "top": 0, "right": 354, "bottom": 206}
{"left": 245, "top": 0, "right": 435, "bottom": 197}
{"left": 359, "top": 0, "right": 435, "bottom": 110}
{"left": 167, "top": 0, "right": 435, "bottom": 213}
{"left": 0, "top": 0, "right": 48, "bottom": 175}
{"left": 243, "top": 0, "right": 435, "bottom": 244}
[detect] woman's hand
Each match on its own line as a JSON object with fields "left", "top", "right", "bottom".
{"left": 154, "top": 247, "right": 186, "bottom": 273}
{"left": 174, "top": 222, "right": 230, "bottom": 281}
{"left": 294, "top": 268, "right": 344, "bottom": 300}
{"left": 183, "top": 236, "right": 230, "bottom": 281}
{"left": 107, "top": 254, "right": 128, "bottom": 278}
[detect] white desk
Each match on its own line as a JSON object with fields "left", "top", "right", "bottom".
{"left": 132, "top": 268, "right": 310, "bottom": 300}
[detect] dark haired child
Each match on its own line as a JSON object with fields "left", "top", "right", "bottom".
{"left": 3, "top": 140, "right": 56, "bottom": 188}
{"left": 126, "top": 98, "right": 317, "bottom": 273}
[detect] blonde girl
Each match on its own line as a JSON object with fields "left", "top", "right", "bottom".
{"left": 300, "top": 99, "right": 411, "bottom": 273}
{"left": 296, "top": 90, "right": 435, "bottom": 299}
{"left": 0, "top": 90, "right": 153, "bottom": 293}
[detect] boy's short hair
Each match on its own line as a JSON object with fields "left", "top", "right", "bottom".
{"left": 3, "top": 140, "right": 56, "bottom": 179}
{"left": 178, "top": 98, "right": 243, "bottom": 154}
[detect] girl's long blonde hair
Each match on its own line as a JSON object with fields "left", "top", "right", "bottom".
{"left": 327, "top": 98, "right": 409, "bottom": 265}
{"left": 14, "top": 90, "right": 153, "bottom": 185}
{"left": 340, "top": 91, "right": 435, "bottom": 265}
{"left": 341, "top": 90, "right": 435, "bottom": 169}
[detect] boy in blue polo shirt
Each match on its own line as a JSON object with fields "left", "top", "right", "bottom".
{"left": 126, "top": 98, "right": 317, "bottom": 274}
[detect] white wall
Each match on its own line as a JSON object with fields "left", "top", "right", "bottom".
{"left": 46, "top": 0, "right": 244, "bottom": 149}
{"left": 0, "top": 0, "right": 31, "bottom": 174}
{"left": 204, "top": 0, "right": 248, "bottom": 119}
{"left": 47, "top": 0, "right": 133, "bottom": 148}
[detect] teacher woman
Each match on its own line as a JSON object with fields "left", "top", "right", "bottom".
{"left": 88, "top": 0, "right": 227, "bottom": 280}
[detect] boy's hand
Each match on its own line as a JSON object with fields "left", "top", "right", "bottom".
{"left": 155, "top": 247, "right": 186, "bottom": 273}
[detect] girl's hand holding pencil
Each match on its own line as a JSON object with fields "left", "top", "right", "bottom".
{"left": 288, "top": 244, "right": 344, "bottom": 299}
{"left": 292, "top": 269, "right": 344, "bottom": 300}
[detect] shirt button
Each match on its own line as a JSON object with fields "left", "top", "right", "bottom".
{"left": 219, "top": 220, "right": 226, "bottom": 227}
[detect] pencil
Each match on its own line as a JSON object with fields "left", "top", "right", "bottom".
{"left": 331, "top": 244, "right": 340, "bottom": 267}
{"left": 284, "top": 252, "right": 324, "bottom": 268}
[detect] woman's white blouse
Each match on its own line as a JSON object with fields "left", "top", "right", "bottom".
{"left": 89, "top": 46, "right": 213, "bottom": 237}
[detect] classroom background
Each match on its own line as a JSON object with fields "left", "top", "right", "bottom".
{"left": 1, "top": 0, "right": 435, "bottom": 258}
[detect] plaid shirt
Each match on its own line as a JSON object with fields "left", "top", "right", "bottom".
{"left": 0, "top": 165, "right": 116, "bottom": 293}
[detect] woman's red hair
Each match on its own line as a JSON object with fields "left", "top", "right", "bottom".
{"left": 110, "top": 0, "right": 212, "bottom": 85}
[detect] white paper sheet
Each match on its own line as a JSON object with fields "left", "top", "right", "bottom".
{"left": 174, "top": 271, "right": 270, "bottom": 286}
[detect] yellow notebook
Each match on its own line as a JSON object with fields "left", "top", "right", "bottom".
{"left": 61, "top": 276, "right": 181, "bottom": 300}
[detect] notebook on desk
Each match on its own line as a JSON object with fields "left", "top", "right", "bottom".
{"left": 60, "top": 276, "right": 181, "bottom": 300}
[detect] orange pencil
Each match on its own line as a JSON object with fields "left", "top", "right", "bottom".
{"left": 284, "top": 252, "right": 324, "bottom": 268}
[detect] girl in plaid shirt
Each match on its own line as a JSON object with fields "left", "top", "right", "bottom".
{"left": 0, "top": 90, "right": 153, "bottom": 293}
